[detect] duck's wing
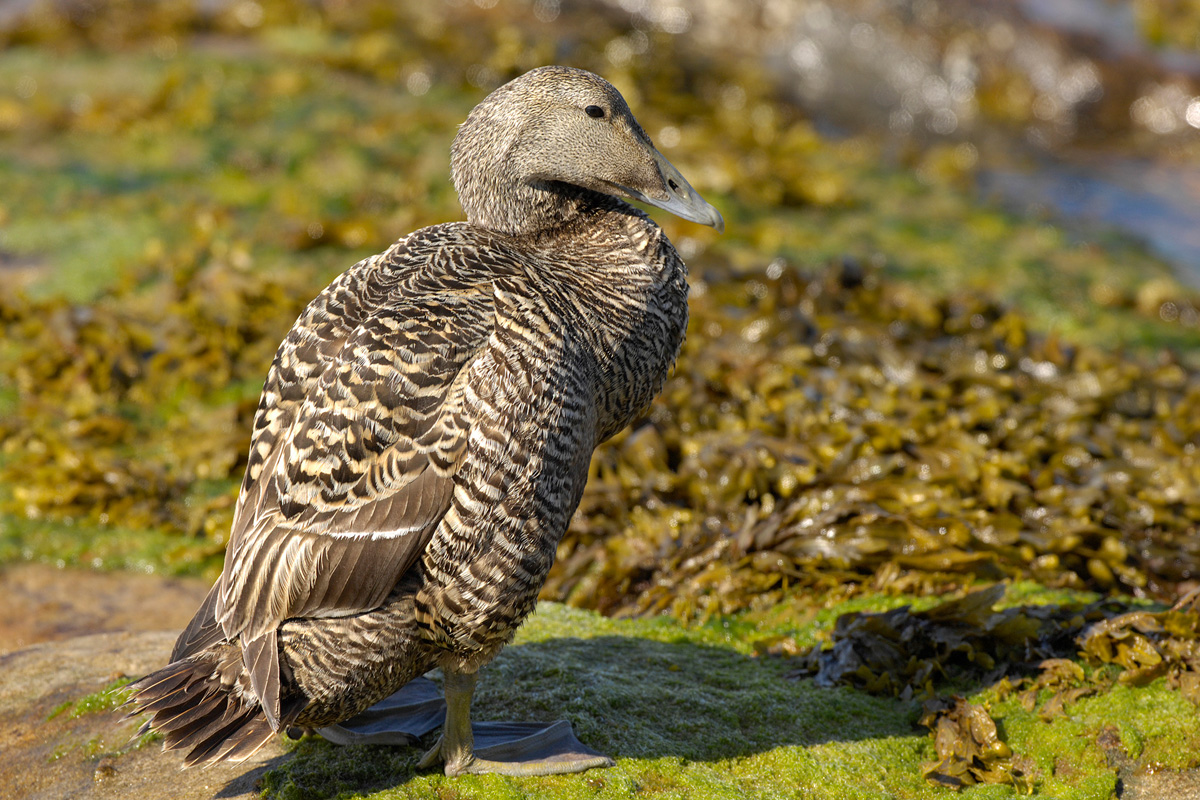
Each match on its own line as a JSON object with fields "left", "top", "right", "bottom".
{"left": 209, "top": 238, "right": 496, "bottom": 728}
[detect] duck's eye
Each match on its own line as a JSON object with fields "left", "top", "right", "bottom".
{"left": 585, "top": 105, "right": 605, "bottom": 119}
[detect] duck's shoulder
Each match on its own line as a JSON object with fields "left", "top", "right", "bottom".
{"left": 293, "top": 223, "right": 512, "bottom": 330}
{"left": 387, "top": 222, "right": 537, "bottom": 277}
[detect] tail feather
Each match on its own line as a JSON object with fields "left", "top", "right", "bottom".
{"left": 134, "top": 671, "right": 212, "bottom": 717}
{"left": 209, "top": 720, "right": 280, "bottom": 763}
{"left": 181, "top": 710, "right": 265, "bottom": 767}
{"left": 155, "top": 693, "right": 229, "bottom": 739}
{"left": 125, "top": 644, "right": 304, "bottom": 767}
{"left": 161, "top": 713, "right": 241, "bottom": 754}
{"left": 123, "top": 662, "right": 192, "bottom": 710}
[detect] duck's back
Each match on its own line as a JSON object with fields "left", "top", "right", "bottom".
{"left": 153, "top": 207, "right": 687, "bottom": 759}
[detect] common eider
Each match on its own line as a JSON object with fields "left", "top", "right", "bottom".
{"left": 127, "top": 65, "right": 723, "bottom": 776}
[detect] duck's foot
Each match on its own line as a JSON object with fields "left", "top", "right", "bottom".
{"left": 418, "top": 720, "right": 615, "bottom": 776}
{"left": 419, "top": 668, "right": 614, "bottom": 777}
{"left": 317, "top": 671, "right": 613, "bottom": 776}
{"left": 317, "top": 676, "right": 446, "bottom": 746}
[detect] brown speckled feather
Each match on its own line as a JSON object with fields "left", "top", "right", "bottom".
{"left": 125, "top": 65, "right": 722, "bottom": 767}
{"left": 215, "top": 228, "right": 497, "bottom": 725}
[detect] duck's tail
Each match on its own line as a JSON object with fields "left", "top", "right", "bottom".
{"left": 124, "top": 641, "right": 303, "bottom": 767}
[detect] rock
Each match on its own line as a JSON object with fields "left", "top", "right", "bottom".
{"left": 0, "top": 564, "right": 210, "bottom": 653}
{"left": 0, "top": 630, "right": 286, "bottom": 800}
{"left": 1120, "top": 770, "right": 1200, "bottom": 800}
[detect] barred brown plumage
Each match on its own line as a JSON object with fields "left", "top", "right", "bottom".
{"left": 125, "top": 65, "right": 723, "bottom": 776}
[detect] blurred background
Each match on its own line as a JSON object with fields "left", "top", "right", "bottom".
{"left": 1, "top": 0, "right": 1199, "bottom": 651}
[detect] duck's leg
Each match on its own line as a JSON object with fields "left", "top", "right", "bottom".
{"left": 417, "top": 667, "right": 614, "bottom": 777}
{"left": 416, "top": 669, "right": 479, "bottom": 775}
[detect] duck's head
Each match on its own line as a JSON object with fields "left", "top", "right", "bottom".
{"left": 451, "top": 66, "right": 724, "bottom": 236}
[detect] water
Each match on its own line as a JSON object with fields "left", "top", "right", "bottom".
{"left": 980, "top": 157, "right": 1200, "bottom": 282}
{"left": 1006, "top": 0, "right": 1200, "bottom": 281}
{"left": 1016, "top": 0, "right": 1200, "bottom": 77}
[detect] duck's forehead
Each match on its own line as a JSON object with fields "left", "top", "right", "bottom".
{"left": 559, "top": 78, "right": 625, "bottom": 107}
{"left": 517, "top": 67, "right": 625, "bottom": 106}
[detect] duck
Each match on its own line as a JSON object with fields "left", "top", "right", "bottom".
{"left": 126, "top": 65, "right": 723, "bottom": 777}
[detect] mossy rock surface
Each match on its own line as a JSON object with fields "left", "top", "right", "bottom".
{"left": 0, "top": 629, "right": 281, "bottom": 800}
{"left": 4, "top": 576, "right": 1199, "bottom": 799}
{"left": 258, "top": 600, "right": 1200, "bottom": 800}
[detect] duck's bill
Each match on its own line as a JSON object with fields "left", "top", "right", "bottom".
{"left": 614, "top": 149, "right": 725, "bottom": 234}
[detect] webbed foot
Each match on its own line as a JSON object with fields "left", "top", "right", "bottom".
{"left": 418, "top": 669, "right": 613, "bottom": 777}
{"left": 418, "top": 720, "right": 614, "bottom": 776}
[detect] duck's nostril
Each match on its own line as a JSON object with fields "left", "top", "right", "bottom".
{"left": 668, "top": 179, "right": 679, "bottom": 192}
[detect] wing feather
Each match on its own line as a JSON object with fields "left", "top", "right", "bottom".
{"left": 171, "top": 583, "right": 222, "bottom": 661}
{"left": 199, "top": 233, "right": 497, "bottom": 727}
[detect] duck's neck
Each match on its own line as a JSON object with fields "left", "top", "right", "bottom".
{"left": 455, "top": 173, "right": 595, "bottom": 237}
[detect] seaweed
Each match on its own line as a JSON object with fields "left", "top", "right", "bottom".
{"left": 1081, "top": 589, "right": 1200, "bottom": 702}
{"left": 789, "top": 586, "right": 1200, "bottom": 792}
{"left": 792, "top": 585, "right": 1110, "bottom": 700}
{"left": 920, "top": 696, "right": 1035, "bottom": 793}
{"left": 1, "top": 0, "right": 1199, "bottom": 614}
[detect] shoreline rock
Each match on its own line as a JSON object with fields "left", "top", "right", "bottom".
{"left": 0, "top": 630, "right": 284, "bottom": 800}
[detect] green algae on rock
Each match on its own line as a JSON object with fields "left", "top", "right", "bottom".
{"left": 47, "top": 678, "right": 133, "bottom": 721}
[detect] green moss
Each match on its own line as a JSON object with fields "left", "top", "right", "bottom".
{"left": 260, "top": 599, "right": 1190, "bottom": 800}
{"left": 49, "top": 678, "right": 133, "bottom": 720}
{"left": 987, "top": 680, "right": 1199, "bottom": 799}
{"left": 1062, "top": 683, "right": 1200, "bottom": 768}
{"left": 995, "top": 582, "right": 1102, "bottom": 609}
